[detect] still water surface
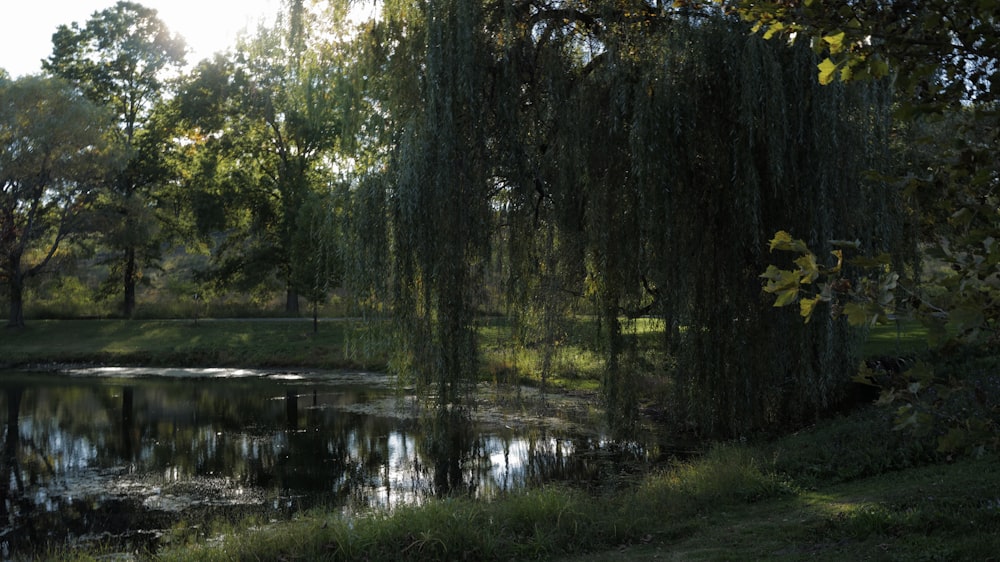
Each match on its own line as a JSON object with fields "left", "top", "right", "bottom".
{"left": 0, "top": 368, "right": 643, "bottom": 557}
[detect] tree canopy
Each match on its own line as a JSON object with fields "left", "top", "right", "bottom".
{"left": 44, "top": 0, "right": 186, "bottom": 317}
{"left": 177, "top": 2, "right": 354, "bottom": 313}
{"left": 734, "top": 0, "right": 1000, "bottom": 107}
{"left": 0, "top": 76, "right": 118, "bottom": 327}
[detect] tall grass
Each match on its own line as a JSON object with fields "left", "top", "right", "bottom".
{"left": 149, "top": 421, "right": 1000, "bottom": 562}
{"left": 155, "top": 443, "right": 788, "bottom": 561}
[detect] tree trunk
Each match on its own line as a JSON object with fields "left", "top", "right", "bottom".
{"left": 6, "top": 270, "right": 25, "bottom": 329}
{"left": 285, "top": 288, "right": 299, "bottom": 314}
{"left": 123, "top": 246, "right": 136, "bottom": 317}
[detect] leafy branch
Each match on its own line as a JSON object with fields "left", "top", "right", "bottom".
{"left": 760, "top": 230, "right": 897, "bottom": 327}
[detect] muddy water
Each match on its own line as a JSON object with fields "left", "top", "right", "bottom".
{"left": 0, "top": 368, "right": 646, "bottom": 558}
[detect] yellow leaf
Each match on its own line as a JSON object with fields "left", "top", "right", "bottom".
{"left": 762, "top": 268, "right": 800, "bottom": 294}
{"left": 818, "top": 58, "right": 839, "bottom": 85}
{"left": 774, "top": 288, "right": 799, "bottom": 307}
{"left": 769, "top": 231, "right": 793, "bottom": 251}
{"left": 763, "top": 21, "right": 784, "bottom": 40}
{"left": 822, "top": 31, "right": 846, "bottom": 55}
{"left": 768, "top": 230, "right": 809, "bottom": 253}
{"left": 759, "top": 264, "right": 783, "bottom": 281}
{"left": 829, "top": 249, "right": 843, "bottom": 273}
{"left": 799, "top": 296, "right": 820, "bottom": 322}
{"left": 794, "top": 253, "right": 820, "bottom": 283}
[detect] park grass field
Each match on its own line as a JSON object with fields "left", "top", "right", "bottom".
{"left": 1, "top": 316, "right": 924, "bottom": 377}
{"left": 0, "top": 318, "right": 367, "bottom": 369}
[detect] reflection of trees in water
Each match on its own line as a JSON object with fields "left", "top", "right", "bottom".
{"left": 2, "top": 387, "right": 24, "bottom": 523}
{"left": 4, "top": 378, "right": 618, "bottom": 501}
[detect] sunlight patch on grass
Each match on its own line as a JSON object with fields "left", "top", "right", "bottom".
{"left": 863, "top": 319, "right": 928, "bottom": 356}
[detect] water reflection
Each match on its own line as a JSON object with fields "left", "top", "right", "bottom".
{"left": 0, "top": 369, "right": 637, "bottom": 557}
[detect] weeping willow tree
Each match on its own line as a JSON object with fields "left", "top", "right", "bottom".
{"left": 347, "top": 0, "right": 496, "bottom": 474}
{"left": 355, "top": 2, "right": 902, "bottom": 439}
{"left": 648, "top": 23, "right": 897, "bottom": 436}
{"left": 526, "top": 13, "right": 899, "bottom": 437}
{"left": 512, "top": 7, "right": 900, "bottom": 437}
{"left": 352, "top": 0, "right": 495, "bottom": 491}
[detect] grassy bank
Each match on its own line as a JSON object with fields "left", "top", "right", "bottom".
{"left": 144, "top": 435, "right": 997, "bottom": 561}
{"left": 144, "top": 383, "right": 999, "bottom": 561}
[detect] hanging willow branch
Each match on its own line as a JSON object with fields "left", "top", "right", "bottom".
{"left": 359, "top": 1, "right": 903, "bottom": 438}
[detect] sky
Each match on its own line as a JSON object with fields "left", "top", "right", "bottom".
{"left": 1, "top": 0, "right": 284, "bottom": 78}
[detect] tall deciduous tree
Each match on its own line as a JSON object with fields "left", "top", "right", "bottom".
{"left": 44, "top": 1, "right": 186, "bottom": 317}
{"left": 291, "top": 187, "right": 345, "bottom": 333}
{"left": 179, "top": 1, "right": 352, "bottom": 313}
{"left": 0, "top": 76, "right": 118, "bottom": 327}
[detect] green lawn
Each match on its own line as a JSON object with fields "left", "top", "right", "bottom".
{"left": 864, "top": 319, "right": 929, "bottom": 357}
{"left": 2, "top": 316, "right": 928, "bottom": 381}
{"left": 0, "top": 318, "right": 379, "bottom": 370}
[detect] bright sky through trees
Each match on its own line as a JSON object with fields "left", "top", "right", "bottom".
{"left": 0, "top": 0, "right": 282, "bottom": 78}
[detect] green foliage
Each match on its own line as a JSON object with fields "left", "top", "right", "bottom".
{"left": 762, "top": 230, "right": 898, "bottom": 327}
{"left": 642, "top": 444, "right": 791, "bottom": 505}
{"left": 900, "top": 108, "right": 1000, "bottom": 345}
{"left": 352, "top": 2, "right": 902, "bottom": 437}
{"left": 762, "top": 229, "right": 1000, "bottom": 456}
{"left": 0, "top": 75, "right": 119, "bottom": 327}
{"left": 735, "top": 0, "right": 1000, "bottom": 108}
{"left": 744, "top": 1, "right": 1000, "bottom": 351}
{"left": 364, "top": 0, "right": 494, "bottom": 408}
{"left": 761, "top": 407, "right": 940, "bottom": 488}
{"left": 291, "top": 187, "right": 346, "bottom": 329}
{"left": 43, "top": 1, "right": 186, "bottom": 113}
{"left": 26, "top": 275, "right": 111, "bottom": 319}
{"left": 43, "top": 1, "right": 187, "bottom": 317}
{"left": 858, "top": 345, "right": 1000, "bottom": 458}
{"left": 176, "top": 4, "right": 356, "bottom": 313}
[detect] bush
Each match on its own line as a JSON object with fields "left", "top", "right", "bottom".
{"left": 759, "top": 407, "right": 940, "bottom": 488}
{"left": 871, "top": 344, "right": 1000, "bottom": 457}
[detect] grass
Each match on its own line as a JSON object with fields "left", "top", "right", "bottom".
{"left": 575, "top": 456, "right": 1000, "bottom": 561}
{"left": 864, "top": 319, "right": 929, "bottom": 357}
{"left": 2, "top": 315, "right": 926, "bottom": 390}
{"left": 144, "top": 441, "right": 999, "bottom": 561}
{"left": 149, "top": 444, "right": 793, "bottom": 561}
{"left": 0, "top": 318, "right": 382, "bottom": 370}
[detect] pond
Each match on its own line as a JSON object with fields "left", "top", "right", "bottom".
{"left": 0, "top": 367, "right": 656, "bottom": 558}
